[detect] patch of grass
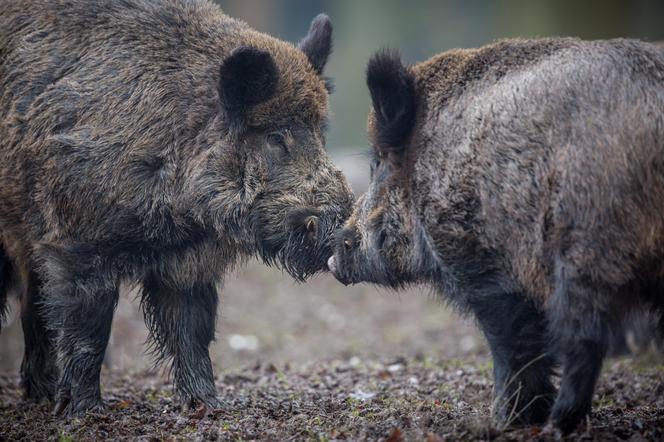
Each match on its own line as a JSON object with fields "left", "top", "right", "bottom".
{"left": 146, "top": 390, "right": 158, "bottom": 402}
{"left": 477, "top": 359, "right": 493, "bottom": 376}
{"left": 596, "top": 393, "right": 616, "bottom": 408}
{"left": 439, "top": 358, "right": 466, "bottom": 370}
{"left": 58, "top": 431, "right": 74, "bottom": 442}
{"left": 633, "top": 357, "right": 664, "bottom": 373}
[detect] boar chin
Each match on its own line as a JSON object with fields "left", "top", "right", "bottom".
{"left": 255, "top": 208, "right": 341, "bottom": 281}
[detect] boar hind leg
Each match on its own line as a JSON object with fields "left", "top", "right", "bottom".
{"left": 548, "top": 262, "right": 609, "bottom": 434}
{"left": 141, "top": 275, "right": 219, "bottom": 410}
{"left": 0, "top": 246, "right": 11, "bottom": 332}
{"left": 471, "top": 292, "right": 556, "bottom": 427}
{"left": 39, "top": 248, "right": 118, "bottom": 417}
{"left": 20, "top": 270, "right": 57, "bottom": 401}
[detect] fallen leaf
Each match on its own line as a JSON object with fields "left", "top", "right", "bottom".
{"left": 117, "top": 400, "right": 131, "bottom": 409}
{"left": 426, "top": 432, "right": 444, "bottom": 442}
{"left": 190, "top": 404, "right": 207, "bottom": 420}
{"left": 386, "top": 427, "right": 403, "bottom": 442}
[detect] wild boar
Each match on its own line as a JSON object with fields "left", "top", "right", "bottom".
{"left": 0, "top": 0, "right": 353, "bottom": 416}
{"left": 329, "top": 39, "right": 664, "bottom": 433}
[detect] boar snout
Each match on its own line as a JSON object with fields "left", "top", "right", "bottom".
{"left": 327, "top": 255, "right": 337, "bottom": 273}
{"left": 328, "top": 227, "right": 359, "bottom": 285}
{"left": 327, "top": 254, "right": 352, "bottom": 285}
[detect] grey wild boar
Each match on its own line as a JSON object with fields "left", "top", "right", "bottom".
{"left": 0, "top": 0, "right": 353, "bottom": 416}
{"left": 328, "top": 39, "right": 664, "bottom": 433}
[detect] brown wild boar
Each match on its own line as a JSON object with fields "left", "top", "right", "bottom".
{"left": 328, "top": 39, "right": 664, "bottom": 433}
{"left": 0, "top": 0, "right": 353, "bottom": 417}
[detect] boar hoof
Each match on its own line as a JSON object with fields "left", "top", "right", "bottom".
{"left": 180, "top": 395, "right": 222, "bottom": 413}
{"left": 495, "top": 394, "right": 553, "bottom": 428}
{"left": 52, "top": 396, "right": 70, "bottom": 416}
{"left": 517, "top": 397, "right": 552, "bottom": 426}
{"left": 21, "top": 376, "right": 55, "bottom": 403}
{"left": 550, "top": 399, "right": 589, "bottom": 435}
{"left": 53, "top": 391, "right": 104, "bottom": 418}
{"left": 540, "top": 422, "right": 564, "bottom": 440}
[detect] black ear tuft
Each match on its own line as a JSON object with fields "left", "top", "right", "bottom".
{"left": 219, "top": 46, "right": 279, "bottom": 126}
{"left": 298, "top": 14, "right": 333, "bottom": 75}
{"left": 366, "top": 49, "right": 417, "bottom": 153}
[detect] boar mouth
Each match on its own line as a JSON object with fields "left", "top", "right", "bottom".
{"left": 327, "top": 250, "right": 412, "bottom": 288}
{"left": 254, "top": 208, "right": 341, "bottom": 281}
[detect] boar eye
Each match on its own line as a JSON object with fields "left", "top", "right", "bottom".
{"left": 370, "top": 150, "right": 386, "bottom": 178}
{"left": 266, "top": 131, "right": 289, "bottom": 155}
{"left": 370, "top": 158, "right": 380, "bottom": 177}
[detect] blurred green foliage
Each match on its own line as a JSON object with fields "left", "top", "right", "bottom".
{"left": 217, "top": 0, "right": 664, "bottom": 150}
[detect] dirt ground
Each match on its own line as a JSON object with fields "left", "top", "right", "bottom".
{"left": 1, "top": 356, "right": 663, "bottom": 441}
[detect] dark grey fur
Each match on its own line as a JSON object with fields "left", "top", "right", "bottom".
{"left": 0, "top": 0, "right": 352, "bottom": 417}
{"left": 330, "top": 38, "right": 664, "bottom": 433}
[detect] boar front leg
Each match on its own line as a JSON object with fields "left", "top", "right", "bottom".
{"left": 39, "top": 251, "right": 118, "bottom": 417}
{"left": 0, "top": 246, "right": 10, "bottom": 333}
{"left": 20, "top": 269, "right": 58, "bottom": 401}
{"left": 470, "top": 291, "right": 556, "bottom": 427}
{"left": 141, "top": 274, "right": 220, "bottom": 410}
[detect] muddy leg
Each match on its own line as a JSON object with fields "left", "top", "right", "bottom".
{"left": 49, "top": 286, "right": 118, "bottom": 416}
{"left": 0, "top": 246, "right": 12, "bottom": 332}
{"left": 141, "top": 274, "right": 219, "bottom": 409}
{"left": 548, "top": 263, "right": 608, "bottom": 434}
{"left": 20, "top": 269, "right": 58, "bottom": 401}
{"left": 655, "top": 298, "right": 664, "bottom": 349}
{"left": 39, "top": 248, "right": 118, "bottom": 417}
{"left": 471, "top": 292, "right": 556, "bottom": 426}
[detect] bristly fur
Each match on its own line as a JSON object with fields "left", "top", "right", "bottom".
{"left": 0, "top": 0, "right": 353, "bottom": 417}
{"left": 298, "top": 14, "right": 333, "bottom": 76}
{"left": 332, "top": 38, "right": 664, "bottom": 434}
{"left": 219, "top": 46, "right": 279, "bottom": 131}
{"left": 366, "top": 49, "right": 417, "bottom": 153}
{"left": 0, "top": 249, "right": 11, "bottom": 328}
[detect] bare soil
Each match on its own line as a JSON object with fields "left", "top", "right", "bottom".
{"left": 1, "top": 357, "right": 663, "bottom": 441}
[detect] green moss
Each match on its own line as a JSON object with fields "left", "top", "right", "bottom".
{"left": 58, "top": 431, "right": 75, "bottom": 442}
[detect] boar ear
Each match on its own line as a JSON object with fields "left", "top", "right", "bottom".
{"left": 366, "top": 49, "right": 416, "bottom": 154}
{"left": 298, "top": 14, "right": 333, "bottom": 75}
{"left": 219, "top": 46, "right": 279, "bottom": 126}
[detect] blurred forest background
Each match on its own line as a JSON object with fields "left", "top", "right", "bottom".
{"left": 221, "top": 0, "right": 664, "bottom": 150}
{"left": 2, "top": 0, "right": 664, "bottom": 374}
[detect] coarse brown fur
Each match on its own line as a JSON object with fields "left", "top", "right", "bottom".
{"left": 0, "top": 0, "right": 353, "bottom": 417}
{"left": 330, "top": 38, "right": 664, "bottom": 434}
